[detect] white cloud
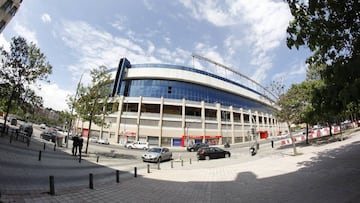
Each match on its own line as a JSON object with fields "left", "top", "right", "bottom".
{"left": 13, "top": 21, "right": 38, "bottom": 45}
{"left": 41, "top": 13, "right": 52, "bottom": 24}
{"left": 180, "top": 0, "right": 292, "bottom": 83}
{"left": 180, "top": 0, "right": 237, "bottom": 26}
{"left": 0, "top": 34, "right": 10, "bottom": 51}
{"left": 33, "top": 82, "right": 72, "bottom": 111}
{"left": 272, "top": 62, "right": 307, "bottom": 85}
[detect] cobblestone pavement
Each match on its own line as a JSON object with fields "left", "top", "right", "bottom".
{"left": 1, "top": 129, "right": 360, "bottom": 203}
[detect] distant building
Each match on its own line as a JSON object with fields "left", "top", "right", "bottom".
{"left": 76, "top": 57, "right": 284, "bottom": 147}
{"left": 0, "top": 0, "right": 21, "bottom": 33}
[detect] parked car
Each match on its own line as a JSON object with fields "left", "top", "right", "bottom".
{"left": 19, "top": 124, "right": 33, "bottom": 137}
{"left": 142, "top": 147, "right": 172, "bottom": 163}
{"left": 197, "top": 147, "right": 231, "bottom": 160}
{"left": 97, "top": 138, "right": 109, "bottom": 145}
{"left": 10, "top": 118, "right": 17, "bottom": 126}
{"left": 187, "top": 143, "right": 209, "bottom": 152}
{"left": 89, "top": 137, "right": 98, "bottom": 143}
{"left": 40, "top": 128, "right": 59, "bottom": 143}
{"left": 39, "top": 123, "right": 46, "bottom": 129}
{"left": 125, "top": 141, "right": 149, "bottom": 150}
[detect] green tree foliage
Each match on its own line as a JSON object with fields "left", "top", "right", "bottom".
{"left": 286, "top": 0, "right": 360, "bottom": 66}
{"left": 74, "top": 66, "right": 113, "bottom": 154}
{"left": 286, "top": 0, "right": 360, "bottom": 123}
{"left": 0, "top": 36, "right": 52, "bottom": 126}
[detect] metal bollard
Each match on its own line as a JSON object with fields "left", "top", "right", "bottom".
{"left": 181, "top": 159, "right": 184, "bottom": 167}
{"left": 53, "top": 144, "right": 56, "bottom": 151}
{"left": 43, "top": 143, "right": 46, "bottom": 151}
{"left": 157, "top": 160, "right": 160, "bottom": 170}
{"left": 256, "top": 143, "right": 259, "bottom": 150}
{"left": 134, "top": 167, "right": 137, "bottom": 177}
{"left": 171, "top": 160, "right": 173, "bottom": 168}
{"left": 89, "top": 173, "right": 94, "bottom": 189}
{"left": 116, "top": 170, "right": 120, "bottom": 183}
{"left": 271, "top": 140, "right": 274, "bottom": 148}
{"left": 96, "top": 156, "right": 99, "bottom": 163}
{"left": 190, "top": 158, "right": 192, "bottom": 165}
{"left": 147, "top": 164, "right": 150, "bottom": 173}
{"left": 49, "top": 175, "right": 55, "bottom": 195}
{"left": 38, "top": 151, "right": 42, "bottom": 161}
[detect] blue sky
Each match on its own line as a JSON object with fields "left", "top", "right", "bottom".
{"left": 0, "top": 0, "right": 310, "bottom": 111}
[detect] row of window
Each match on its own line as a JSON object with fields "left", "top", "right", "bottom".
{"left": 106, "top": 102, "right": 275, "bottom": 125}
{"left": 118, "top": 79, "right": 274, "bottom": 114}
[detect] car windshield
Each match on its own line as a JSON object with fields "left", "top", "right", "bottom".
{"left": 148, "top": 148, "right": 161, "bottom": 153}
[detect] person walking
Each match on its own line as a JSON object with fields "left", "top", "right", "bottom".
{"left": 78, "top": 135, "right": 84, "bottom": 157}
{"left": 72, "top": 136, "right": 79, "bottom": 156}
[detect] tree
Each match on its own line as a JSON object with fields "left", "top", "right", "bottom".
{"left": 286, "top": 0, "right": 360, "bottom": 128}
{"left": 275, "top": 82, "right": 309, "bottom": 155}
{"left": 0, "top": 36, "right": 52, "bottom": 127}
{"left": 286, "top": 0, "right": 360, "bottom": 66}
{"left": 74, "top": 66, "right": 113, "bottom": 154}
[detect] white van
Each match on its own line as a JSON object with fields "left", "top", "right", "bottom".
{"left": 125, "top": 141, "right": 149, "bottom": 150}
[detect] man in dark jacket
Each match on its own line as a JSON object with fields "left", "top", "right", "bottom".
{"left": 72, "top": 136, "right": 79, "bottom": 156}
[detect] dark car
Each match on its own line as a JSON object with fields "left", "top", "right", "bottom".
{"left": 19, "top": 124, "right": 33, "bottom": 137}
{"left": 187, "top": 143, "right": 209, "bottom": 152}
{"left": 40, "top": 128, "right": 59, "bottom": 142}
{"left": 197, "top": 147, "right": 231, "bottom": 160}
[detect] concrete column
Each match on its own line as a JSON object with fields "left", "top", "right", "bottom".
{"left": 115, "top": 96, "right": 124, "bottom": 143}
{"left": 159, "top": 97, "right": 164, "bottom": 146}
{"left": 230, "top": 106, "right": 235, "bottom": 144}
{"left": 216, "top": 103, "right": 222, "bottom": 145}
{"left": 240, "top": 108, "right": 244, "bottom": 143}
{"left": 201, "top": 101, "right": 206, "bottom": 143}
{"left": 136, "top": 96, "right": 142, "bottom": 141}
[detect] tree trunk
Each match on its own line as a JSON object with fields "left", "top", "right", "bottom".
{"left": 306, "top": 123, "right": 309, "bottom": 144}
{"left": 287, "top": 121, "right": 297, "bottom": 155}
{"left": 85, "top": 119, "right": 93, "bottom": 154}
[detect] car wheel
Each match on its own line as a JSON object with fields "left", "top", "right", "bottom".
{"left": 143, "top": 147, "right": 147, "bottom": 150}
{"left": 190, "top": 148, "right": 195, "bottom": 152}
{"left": 225, "top": 153, "right": 230, "bottom": 158}
{"left": 205, "top": 156, "right": 210, "bottom": 160}
{"left": 128, "top": 146, "right": 132, "bottom": 149}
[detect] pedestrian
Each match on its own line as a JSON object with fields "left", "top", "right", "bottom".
{"left": 72, "top": 136, "right": 79, "bottom": 156}
{"left": 78, "top": 135, "right": 84, "bottom": 157}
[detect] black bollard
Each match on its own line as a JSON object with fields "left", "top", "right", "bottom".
{"left": 53, "top": 144, "right": 56, "bottom": 151}
{"left": 96, "top": 156, "right": 99, "bottom": 163}
{"left": 190, "top": 158, "right": 192, "bottom": 165}
{"left": 171, "top": 160, "right": 173, "bottom": 168}
{"left": 181, "top": 159, "right": 184, "bottom": 167}
{"left": 134, "top": 167, "right": 137, "bottom": 177}
{"left": 79, "top": 153, "right": 82, "bottom": 163}
{"left": 43, "top": 143, "right": 46, "bottom": 151}
{"left": 256, "top": 143, "right": 259, "bottom": 150}
{"left": 89, "top": 173, "right": 93, "bottom": 189}
{"left": 147, "top": 164, "right": 150, "bottom": 173}
{"left": 116, "top": 170, "right": 120, "bottom": 183}
{"left": 271, "top": 140, "right": 274, "bottom": 148}
{"left": 38, "top": 151, "right": 42, "bottom": 161}
{"left": 49, "top": 175, "right": 55, "bottom": 195}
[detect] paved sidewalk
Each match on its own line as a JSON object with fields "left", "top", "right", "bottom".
{"left": 1, "top": 129, "right": 360, "bottom": 202}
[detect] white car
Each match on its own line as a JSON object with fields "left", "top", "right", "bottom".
{"left": 89, "top": 137, "right": 98, "bottom": 143}
{"left": 97, "top": 138, "right": 110, "bottom": 145}
{"left": 125, "top": 141, "right": 149, "bottom": 150}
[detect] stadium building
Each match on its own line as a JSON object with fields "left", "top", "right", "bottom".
{"left": 75, "top": 57, "right": 282, "bottom": 147}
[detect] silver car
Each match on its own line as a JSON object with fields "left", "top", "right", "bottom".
{"left": 142, "top": 147, "right": 172, "bottom": 163}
